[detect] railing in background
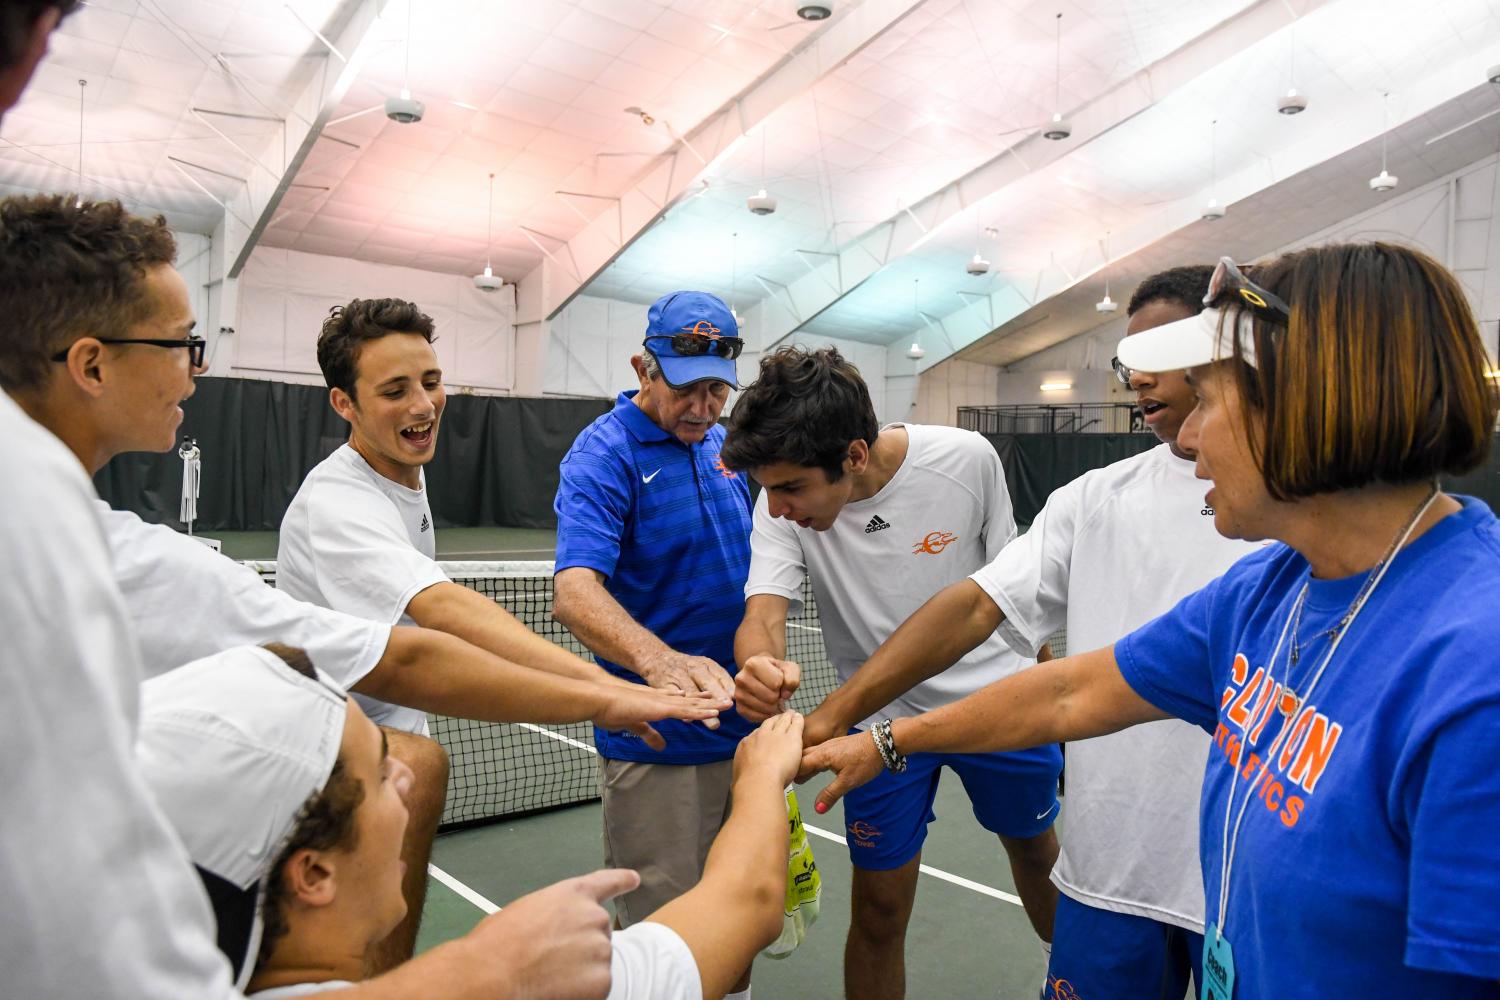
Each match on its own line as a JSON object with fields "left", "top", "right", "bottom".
{"left": 958, "top": 403, "right": 1150, "bottom": 435}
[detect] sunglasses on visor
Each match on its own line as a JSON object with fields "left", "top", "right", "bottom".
{"left": 644, "top": 333, "right": 745, "bottom": 360}
{"left": 1206, "top": 256, "right": 1290, "bottom": 326}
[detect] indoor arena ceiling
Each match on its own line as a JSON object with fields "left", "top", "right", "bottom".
{"left": 6, "top": 0, "right": 1500, "bottom": 370}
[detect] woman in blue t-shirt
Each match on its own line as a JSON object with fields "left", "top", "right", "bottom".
{"left": 801, "top": 242, "right": 1500, "bottom": 999}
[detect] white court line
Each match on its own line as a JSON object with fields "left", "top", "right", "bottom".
{"left": 800, "top": 825, "right": 1023, "bottom": 907}
{"left": 429, "top": 863, "right": 500, "bottom": 914}
{"left": 787, "top": 622, "right": 822, "bottom": 633}
{"left": 439, "top": 549, "right": 556, "bottom": 559}
{"left": 475, "top": 722, "right": 1019, "bottom": 908}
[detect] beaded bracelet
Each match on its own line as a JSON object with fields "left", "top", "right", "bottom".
{"left": 871, "top": 718, "right": 908, "bottom": 773}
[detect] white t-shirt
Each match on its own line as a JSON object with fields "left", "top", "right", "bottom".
{"left": 970, "top": 443, "right": 1259, "bottom": 932}
{"left": 243, "top": 923, "right": 697, "bottom": 1000}
{"left": 97, "top": 502, "right": 388, "bottom": 687}
{"left": 746, "top": 423, "right": 1033, "bottom": 728}
{"left": 0, "top": 392, "right": 238, "bottom": 999}
{"left": 248, "top": 983, "right": 351, "bottom": 997}
{"left": 608, "top": 921, "right": 701, "bottom": 1000}
{"left": 278, "top": 444, "right": 447, "bottom": 733}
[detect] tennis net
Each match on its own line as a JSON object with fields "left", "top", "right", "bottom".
{"left": 249, "top": 560, "right": 841, "bottom": 830}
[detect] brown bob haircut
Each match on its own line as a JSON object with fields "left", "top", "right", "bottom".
{"left": 316, "top": 297, "right": 436, "bottom": 401}
{"left": 0, "top": 194, "right": 177, "bottom": 392}
{"left": 1221, "top": 241, "right": 1496, "bottom": 501}
{"left": 721, "top": 345, "right": 879, "bottom": 482}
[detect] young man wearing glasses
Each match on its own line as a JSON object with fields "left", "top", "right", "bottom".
{"left": 791, "top": 267, "right": 1259, "bottom": 1000}
{"left": 551, "top": 290, "right": 757, "bottom": 1000}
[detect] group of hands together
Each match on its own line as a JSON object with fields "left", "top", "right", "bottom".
{"left": 598, "top": 649, "right": 877, "bottom": 817}
{"left": 466, "top": 655, "right": 852, "bottom": 999}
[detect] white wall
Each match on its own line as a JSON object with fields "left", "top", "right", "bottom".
{"left": 1005, "top": 152, "right": 1500, "bottom": 403}
{"left": 225, "top": 246, "right": 517, "bottom": 393}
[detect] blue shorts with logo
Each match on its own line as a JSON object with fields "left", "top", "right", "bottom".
{"left": 1045, "top": 891, "right": 1203, "bottom": 1000}
{"left": 841, "top": 731, "right": 1062, "bottom": 870}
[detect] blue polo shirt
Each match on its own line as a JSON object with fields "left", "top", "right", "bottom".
{"left": 554, "top": 391, "right": 754, "bottom": 763}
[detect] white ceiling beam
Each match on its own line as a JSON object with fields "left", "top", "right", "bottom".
{"left": 755, "top": 0, "right": 1339, "bottom": 359}
{"left": 885, "top": 34, "right": 1500, "bottom": 375}
{"left": 220, "top": 0, "right": 394, "bottom": 278}
{"left": 537, "top": 0, "right": 928, "bottom": 320}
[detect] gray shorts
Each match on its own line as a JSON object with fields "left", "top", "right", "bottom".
{"left": 600, "top": 757, "right": 734, "bottom": 927}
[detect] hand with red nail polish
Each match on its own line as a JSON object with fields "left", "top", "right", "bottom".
{"left": 798, "top": 728, "right": 884, "bottom": 816}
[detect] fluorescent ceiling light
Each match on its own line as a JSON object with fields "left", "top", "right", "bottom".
{"left": 1039, "top": 381, "right": 1072, "bottom": 391}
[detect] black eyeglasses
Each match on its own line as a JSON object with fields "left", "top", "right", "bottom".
{"left": 52, "top": 335, "right": 207, "bottom": 369}
{"left": 1206, "top": 257, "right": 1290, "bottom": 326}
{"left": 1111, "top": 356, "right": 1133, "bottom": 386}
{"left": 644, "top": 333, "right": 744, "bottom": 360}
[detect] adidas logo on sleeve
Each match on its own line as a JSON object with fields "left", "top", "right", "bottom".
{"left": 864, "top": 515, "right": 891, "bottom": 534}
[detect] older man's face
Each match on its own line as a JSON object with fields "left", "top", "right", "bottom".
{"left": 633, "top": 356, "right": 730, "bottom": 445}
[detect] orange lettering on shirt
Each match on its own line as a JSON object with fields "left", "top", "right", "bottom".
{"left": 1280, "top": 795, "right": 1304, "bottom": 828}
{"left": 1247, "top": 680, "right": 1282, "bottom": 743}
{"left": 1226, "top": 668, "right": 1265, "bottom": 728}
{"left": 1231, "top": 652, "right": 1249, "bottom": 685}
{"left": 1263, "top": 779, "right": 1284, "bottom": 811}
{"left": 1278, "top": 707, "right": 1316, "bottom": 771}
{"left": 1287, "top": 714, "right": 1342, "bottom": 792}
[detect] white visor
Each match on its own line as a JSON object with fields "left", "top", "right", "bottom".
{"left": 137, "top": 645, "right": 347, "bottom": 988}
{"left": 1115, "top": 306, "right": 1259, "bottom": 373}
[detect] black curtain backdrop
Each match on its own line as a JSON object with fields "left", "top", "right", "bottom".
{"left": 989, "top": 432, "right": 1500, "bottom": 526}
{"left": 94, "top": 380, "right": 1500, "bottom": 533}
{"left": 94, "top": 377, "right": 611, "bottom": 531}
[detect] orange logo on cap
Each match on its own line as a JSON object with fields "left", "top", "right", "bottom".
{"left": 912, "top": 531, "right": 957, "bottom": 555}
{"left": 680, "top": 320, "right": 723, "bottom": 338}
{"left": 1046, "top": 977, "right": 1083, "bottom": 1000}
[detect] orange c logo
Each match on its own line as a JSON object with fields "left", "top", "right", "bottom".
{"left": 912, "top": 530, "right": 958, "bottom": 555}
{"left": 681, "top": 320, "right": 722, "bottom": 338}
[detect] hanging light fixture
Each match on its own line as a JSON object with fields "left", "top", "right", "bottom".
{"left": 473, "top": 172, "right": 503, "bottom": 291}
{"left": 1370, "top": 93, "right": 1398, "bottom": 192}
{"left": 967, "top": 221, "right": 991, "bottom": 275}
{"left": 1277, "top": 18, "right": 1308, "bottom": 114}
{"left": 1096, "top": 231, "right": 1118, "bottom": 313}
{"left": 906, "top": 277, "right": 926, "bottom": 359}
{"left": 1202, "top": 119, "right": 1225, "bottom": 220}
{"left": 1042, "top": 13, "right": 1072, "bottom": 140}
{"left": 729, "top": 230, "right": 741, "bottom": 326}
{"left": 747, "top": 123, "right": 777, "bottom": 215}
{"left": 75, "top": 78, "right": 85, "bottom": 207}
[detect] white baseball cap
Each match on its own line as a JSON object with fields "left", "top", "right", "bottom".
{"left": 137, "top": 645, "right": 347, "bottom": 989}
{"left": 1115, "top": 305, "right": 1260, "bottom": 374}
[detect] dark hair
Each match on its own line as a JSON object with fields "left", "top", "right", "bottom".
{"left": 1127, "top": 265, "right": 1214, "bottom": 317}
{"left": 0, "top": 195, "right": 176, "bottom": 391}
{"left": 722, "top": 346, "right": 879, "bottom": 482}
{"left": 1223, "top": 241, "right": 1496, "bottom": 500}
{"left": 316, "top": 298, "right": 435, "bottom": 400}
{"left": 253, "top": 643, "right": 360, "bottom": 969}
{"left": 0, "top": 0, "right": 78, "bottom": 72}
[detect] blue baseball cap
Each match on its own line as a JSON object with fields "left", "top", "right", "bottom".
{"left": 643, "top": 290, "right": 741, "bottom": 389}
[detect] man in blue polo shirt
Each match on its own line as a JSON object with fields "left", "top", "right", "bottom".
{"left": 553, "top": 289, "right": 756, "bottom": 998}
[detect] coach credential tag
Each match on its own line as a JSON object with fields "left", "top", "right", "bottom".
{"left": 1201, "top": 924, "right": 1235, "bottom": 1000}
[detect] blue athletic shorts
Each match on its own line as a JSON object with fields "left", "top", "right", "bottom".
{"left": 841, "top": 732, "right": 1062, "bottom": 870}
{"left": 1045, "top": 890, "right": 1203, "bottom": 1000}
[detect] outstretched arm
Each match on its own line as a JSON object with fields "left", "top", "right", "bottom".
{"left": 808, "top": 579, "right": 1005, "bottom": 742}
{"left": 406, "top": 580, "right": 610, "bottom": 684}
{"left": 645, "top": 713, "right": 805, "bottom": 999}
{"left": 801, "top": 645, "right": 1165, "bottom": 813}
{"left": 355, "top": 626, "right": 726, "bottom": 750}
{"left": 553, "top": 567, "right": 734, "bottom": 710}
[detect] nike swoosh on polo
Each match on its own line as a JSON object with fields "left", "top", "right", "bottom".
{"left": 1035, "top": 801, "right": 1059, "bottom": 822}
{"left": 642, "top": 469, "right": 662, "bottom": 484}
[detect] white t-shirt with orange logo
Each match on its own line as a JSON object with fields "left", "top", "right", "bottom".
{"left": 745, "top": 423, "right": 1033, "bottom": 729}
{"left": 969, "top": 443, "right": 1259, "bottom": 932}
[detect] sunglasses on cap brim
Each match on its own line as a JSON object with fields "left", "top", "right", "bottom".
{"left": 644, "top": 333, "right": 745, "bottom": 360}
{"left": 1206, "top": 256, "right": 1290, "bottom": 327}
